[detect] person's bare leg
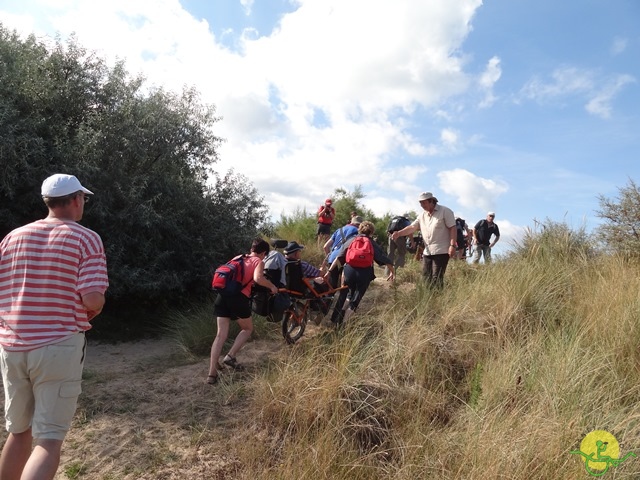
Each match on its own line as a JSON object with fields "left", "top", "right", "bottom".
{"left": 0, "top": 429, "right": 33, "bottom": 480}
{"left": 208, "top": 317, "right": 230, "bottom": 377}
{"left": 227, "top": 317, "right": 253, "bottom": 359}
{"left": 19, "top": 438, "right": 63, "bottom": 480}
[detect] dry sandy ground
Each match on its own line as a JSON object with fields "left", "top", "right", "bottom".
{"left": 59, "top": 334, "right": 286, "bottom": 479}
{"left": 0, "top": 331, "right": 289, "bottom": 479}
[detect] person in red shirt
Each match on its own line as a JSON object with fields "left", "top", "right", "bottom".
{"left": 316, "top": 198, "right": 335, "bottom": 247}
{"left": 207, "top": 238, "right": 278, "bottom": 385}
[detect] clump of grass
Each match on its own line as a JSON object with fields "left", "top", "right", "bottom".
{"left": 161, "top": 300, "right": 216, "bottom": 358}
{"left": 63, "top": 461, "right": 86, "bottom": 479}
{"left": 162, "top": 297, "right": 282, "bottom": 359}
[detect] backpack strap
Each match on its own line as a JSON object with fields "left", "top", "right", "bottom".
{"left": 235, "top": 254, "right": 253, "bottom": 291}
{"left": 339, "top": 227, "right": 346, "bottom": 245}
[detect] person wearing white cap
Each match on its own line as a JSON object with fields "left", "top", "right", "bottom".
{"left": 472, "top": 212, "right": 500, "bottom": 264}
{"left": 0, "top": 173, "right": 108, "bottom": 479}
{"left": 391, "top": 192, "right": 457, "bottom": 288}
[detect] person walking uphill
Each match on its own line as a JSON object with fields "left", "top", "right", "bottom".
{"left": 323, "top": 215, "right": 362, "bottom": 288}
{"left": 391, "top": 192, "right": 457, "bottom": 288}
{"left": 472, "top": 212, "right": 500, "bottom": 264}
{"left": 207, "top": 238, "right": 278, "bottom": 385}
{"left": 0, "top": 173, "right": 109, "bottom": 480}
{"left": 329, "top": 221, "right": 395, "bottom": 326}
{"left": 386, "top": 214, "right": 414, "bottom": 276}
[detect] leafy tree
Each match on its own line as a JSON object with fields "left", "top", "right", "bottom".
{"left": 596, "top": 179, "right": 640, "bottom": 256}
{"left": 0, "top": 25, "right": 268, "bottom": 320}
{"left": 329, "top": 186, "right": 369, "bottom": 226}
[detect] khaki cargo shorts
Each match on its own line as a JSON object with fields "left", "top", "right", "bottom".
{"left": 0, "top": 333, "right": 86, "bottom": 440}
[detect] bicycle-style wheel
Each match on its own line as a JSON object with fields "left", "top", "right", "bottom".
{"left": 282, "top": 300, "right": 307, "bottom": 344}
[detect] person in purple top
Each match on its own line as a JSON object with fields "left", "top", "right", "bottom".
{"left": 283, "top": 241, "right": 322, "bottom": 278}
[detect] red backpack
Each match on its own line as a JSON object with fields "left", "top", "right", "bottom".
{"left": 211, "top": 255, "right": 250, "bottom": 295}
{"left": 345, "top": 236, "right": 374, "bottom": 268}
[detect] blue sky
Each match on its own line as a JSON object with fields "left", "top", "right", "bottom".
{"left": 1, "top": 0, "right": 639, "bottom": 255}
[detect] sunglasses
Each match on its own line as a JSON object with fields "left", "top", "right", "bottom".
{"left": 74, "top": 193, "right": 89, "bottom": 204}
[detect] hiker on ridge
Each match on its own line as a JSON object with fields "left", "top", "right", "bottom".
{"left": 391, "top": 192, "right": 457, "bottom": 288}
{"left": 472, "top": 212, "right": 500, "bottom": 264}
{"left": 316, "top": 198, "right": 335, "bottom": 247}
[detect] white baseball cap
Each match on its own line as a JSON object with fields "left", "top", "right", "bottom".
{"left": 41, "top": 174, "right": 94, "bottom": 198}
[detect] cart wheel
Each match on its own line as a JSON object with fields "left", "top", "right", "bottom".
{"left": 282, "top": 302, "right": 306, "bottom": 344}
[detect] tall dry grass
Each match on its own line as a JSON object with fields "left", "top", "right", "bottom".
{"left": 231, "top": 231, "right": 640, "bottom": 479}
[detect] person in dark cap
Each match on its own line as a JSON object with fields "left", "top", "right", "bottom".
{"left": 0, "top": 173, "right": 109, "bottom": 480}
{"left": 391, "top": 191, "right": 457, "bottom": 288}
{"left": 284, "top": 241, "right": 323, "bottom": 279}
{"left": 283, "top": 241, "right": 331, "bottom": 323}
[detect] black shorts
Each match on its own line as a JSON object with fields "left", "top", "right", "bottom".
{"left": 317, "top": 223, "right": 331, "bottom": 235}
{"left": 213, "top": 293, "right": 252, "bottom": 320}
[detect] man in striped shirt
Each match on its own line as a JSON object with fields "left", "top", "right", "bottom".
{"left": 0, "top": 174, "right": 109, "bottom": 480}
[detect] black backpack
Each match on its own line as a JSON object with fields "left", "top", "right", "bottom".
{"left": 455, "top": 218, "right": 466, "bottom": 247}
{"left": 387, "top": 216, "right": 410, "bottom": 233}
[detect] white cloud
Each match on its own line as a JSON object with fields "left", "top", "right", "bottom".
{"left": 437, "top": 168, "right": 508, "bottom": 213}
{"left": 585, "top": 74, "right": 635, "bottom": 119}
{"left": 478, "top": 55, "right": 501, "bottom": 108}
{"left": 520, "top": 66, "right": 594, "bottom": 100}
{"left": 0, "top": 11, "right": 37, "bottom": 37}
{"left": 519, "top": 66, "right": 635, "bottom": 119}
{"left": 0, "top": 0, "right": 487, "bottom": 219}
{"left": 240, "top": 0, "right": 254, "bottom": 16}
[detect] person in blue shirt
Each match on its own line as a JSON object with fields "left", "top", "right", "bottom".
{"left": 322, "top": 215, "right": 362, "bottom": 287}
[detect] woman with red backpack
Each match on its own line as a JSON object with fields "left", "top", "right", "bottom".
{"left": 207, "top": 238, "right": 278, "bottom": 385}
{"left": 328, "top": 221, "right": 395, "bottom": 326}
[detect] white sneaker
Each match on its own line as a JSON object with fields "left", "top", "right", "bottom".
{"left": 343, "top": 308, "right": 354, "bottom": 324}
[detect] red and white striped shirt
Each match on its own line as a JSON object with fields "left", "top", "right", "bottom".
{"left": 0, "top": 219, "right": 109, "bottom": 351}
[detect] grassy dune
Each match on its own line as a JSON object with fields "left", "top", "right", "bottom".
{"left": 225, "top": 235, "right": 640, "bottom": 479}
